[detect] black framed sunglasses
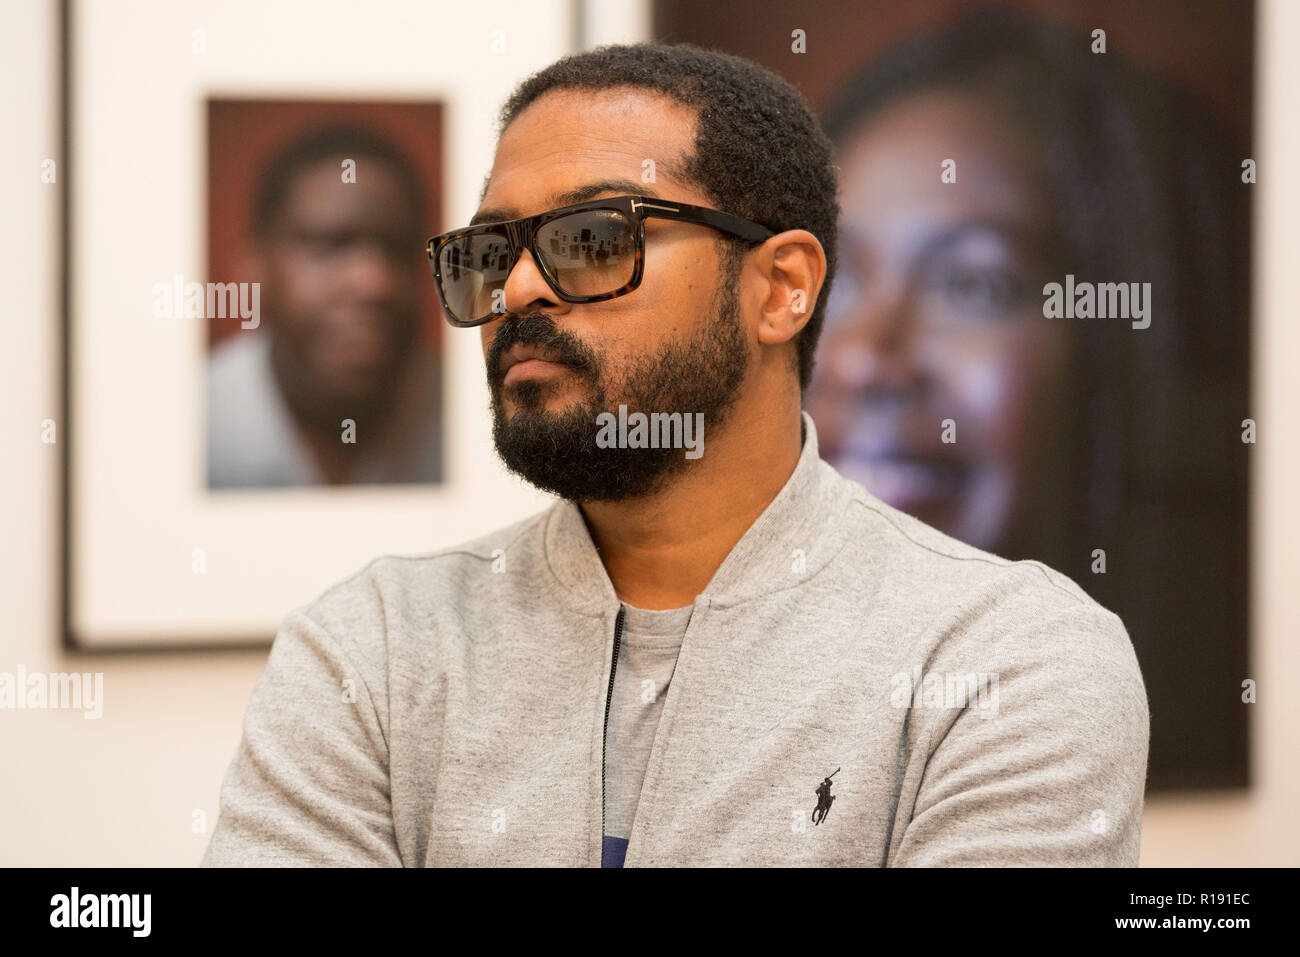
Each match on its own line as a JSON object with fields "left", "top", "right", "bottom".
{"left": 426, "top": 194, "right": 775, "bottom": 327}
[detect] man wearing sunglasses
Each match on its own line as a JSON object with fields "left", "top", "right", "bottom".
{"left": 205, "top": 41, "right": 1149, "bottom": 868}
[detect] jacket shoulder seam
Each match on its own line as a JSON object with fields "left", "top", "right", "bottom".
{"left": 310, "top": 512, "right": 550, "bottom": 598}
{"left": 849, "top": 496, "right": 1090, "bottom": 608}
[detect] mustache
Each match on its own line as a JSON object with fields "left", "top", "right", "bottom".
{"left": 487, "top": 312, "right": 599, "bottom": 382}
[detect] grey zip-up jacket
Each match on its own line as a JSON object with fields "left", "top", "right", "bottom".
{"left": 202, "top": 412, "right": 1149, "bottom": 867}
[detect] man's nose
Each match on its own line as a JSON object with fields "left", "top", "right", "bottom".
{"left": 501, "top": 248, "right": 567, "bottom": 317}
{"left": 343, "top": 240, "right": 404, "bottom": 300}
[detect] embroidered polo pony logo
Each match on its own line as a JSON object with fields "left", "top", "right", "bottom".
{"left": 811, "top": 768, "right": 839, "bottom": 826}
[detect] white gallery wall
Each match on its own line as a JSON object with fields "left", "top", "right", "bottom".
{"left": 0, "top": 0, "right": 1295, "bottom": 865}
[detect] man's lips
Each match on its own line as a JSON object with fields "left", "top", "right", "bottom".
{"left": 504, "top": 358, "right": 572, "bottom": 384}
{"left": 317, "top": 324, "right": 389, "bottom": 369}
{"left": 499, "top": 343, "right": 574, "bottom": 384}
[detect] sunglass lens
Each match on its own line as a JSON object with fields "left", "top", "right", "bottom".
{"left": 535, "top": 209, "right": 636, "bottom": 298}
{"left": 436, "top": 229, "right": 513, "bottom": 325}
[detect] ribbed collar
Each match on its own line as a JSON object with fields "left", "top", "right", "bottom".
{"left": 542, "top": 410, "right": 861, "bottom": 615}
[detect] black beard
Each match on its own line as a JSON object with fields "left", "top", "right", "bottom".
{"left": 487, "top": 274, "right": 748, "bottom": 503}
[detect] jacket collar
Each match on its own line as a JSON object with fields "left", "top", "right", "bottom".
{"left": 543, "top": 410, "right": 861, "bottom": 615}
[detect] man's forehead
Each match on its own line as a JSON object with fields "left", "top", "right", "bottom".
{"left": 277, "top": 160, "right": 418, "bottom": 230}
{"left": 474, "top": 87, "right": 698, "bottom": 222}
{"left": 472, "top": 176, "right": 680, "bottom": 226}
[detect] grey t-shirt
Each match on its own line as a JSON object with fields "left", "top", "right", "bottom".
{"left": 602, "top": 602, "right": 693, "bottom": 867}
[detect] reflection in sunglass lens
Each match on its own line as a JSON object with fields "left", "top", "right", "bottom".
{"left": 536, "top": 209, "right": 636, "bottom": 298}
{"left": 437, "top": 229, "right": 513, "bottom": 325}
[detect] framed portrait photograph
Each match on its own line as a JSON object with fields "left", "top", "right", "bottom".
{"left": 62, "top": 0, "right": 572, "bottom": 649}
{"left": 204, "top": 99, "right": 448, "bottom": 492}
{"left": 653, "top": 0, "right": 1254, "bottom": 791}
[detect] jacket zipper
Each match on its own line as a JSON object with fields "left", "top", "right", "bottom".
{"left": 600, "top": 604, "right": 627, "bottom": 857}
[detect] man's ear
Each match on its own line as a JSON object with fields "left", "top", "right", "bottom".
{"left": 753, "top": 229, "right": 827, "bottom": 348}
